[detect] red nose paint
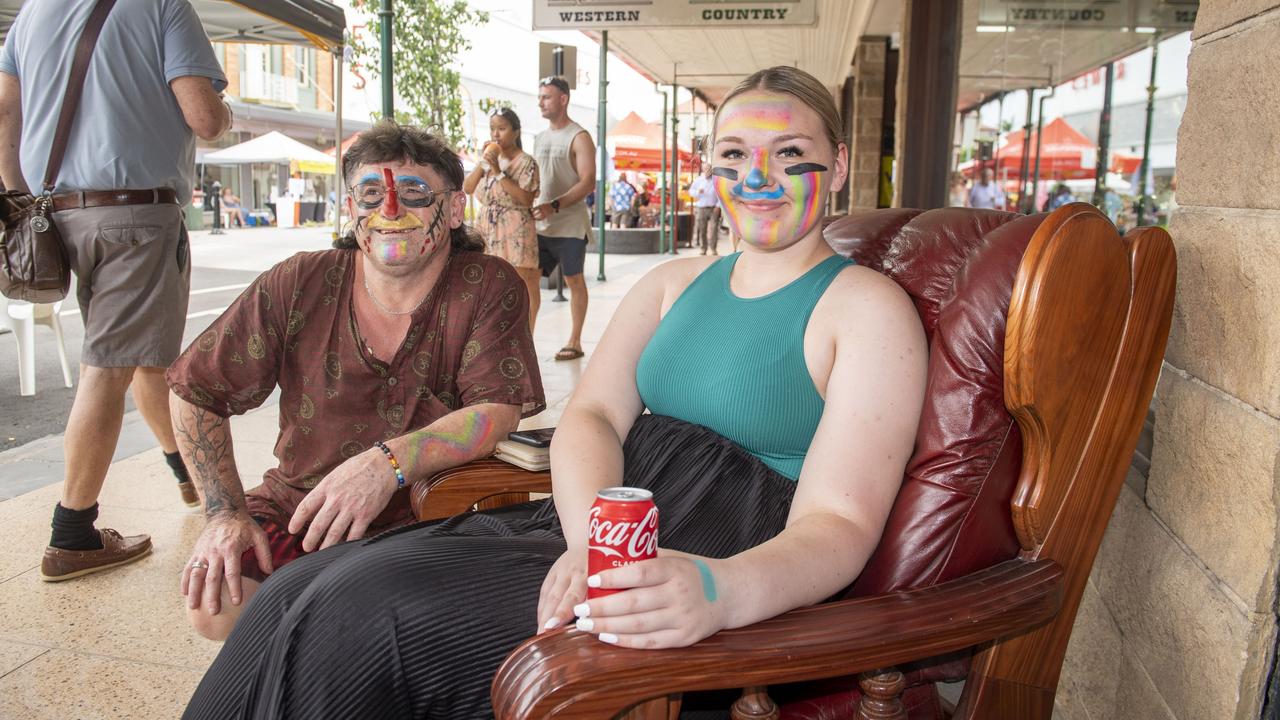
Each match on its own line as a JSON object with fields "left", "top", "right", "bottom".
{"left": 382, "top": 167, "right": 399, "bottom": 216}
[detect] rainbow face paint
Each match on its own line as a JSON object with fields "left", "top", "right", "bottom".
{"left": 712, "top": 159, "right": 828, "bottom": 250}
{"left": 737, "top": 148, "right": 784, "bottom": 200}
{"left": 354, "top": 168, "right": 453, "bottom": 262}
{"left": 711, "top": 94, "right": 832, "bottom": 250}
{"left": 715, "top": 97, "right": 792, "bottom": 136}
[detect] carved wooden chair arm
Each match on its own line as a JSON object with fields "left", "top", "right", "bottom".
{"left": 491, "top": 558, "right": 1064, "bottom": 720}
{"left": 410, "top": 458, "right": 553, "bottom": 521}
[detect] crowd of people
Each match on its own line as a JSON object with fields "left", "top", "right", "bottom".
{"left": 3, "top": 2, "right": 928, "bottom": 718}
{"left": 953, "top": 165, "right": 1171, "bottom": 231}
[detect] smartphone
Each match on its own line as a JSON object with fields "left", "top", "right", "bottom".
{"left": 508, "top": 427, "right": 555, "bottom": 448}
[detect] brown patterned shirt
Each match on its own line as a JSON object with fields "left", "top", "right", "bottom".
{"left": 166, "top": 248, "right": 545, "bottom": 526}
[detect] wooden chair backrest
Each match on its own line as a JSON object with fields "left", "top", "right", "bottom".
{"left": 959, "top": 204, "right": 1176, "bottom": 717}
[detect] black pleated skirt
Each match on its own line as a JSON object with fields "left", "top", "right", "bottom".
{"left": 184, "top": 415, "right": 798, "bottom": 720}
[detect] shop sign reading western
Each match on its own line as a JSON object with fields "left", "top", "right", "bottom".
{"left": 532, "top": 0, "right": 817, "bottom": 29}
{"left": 977, "top": 0, "right": 1197, "bottom": 31}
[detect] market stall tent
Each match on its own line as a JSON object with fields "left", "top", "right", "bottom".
{"left": 609, "top": 111, "right": 692, "bottom": 174}
{"left": 962, "top": 117, "right": 1142, "bottom": 181}
{"left": 206, "top": 130, "right": 335, "bottom": 173}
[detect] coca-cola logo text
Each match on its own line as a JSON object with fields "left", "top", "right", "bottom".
{"left": 588, "top": 505, "right": 658, "bottom": 559}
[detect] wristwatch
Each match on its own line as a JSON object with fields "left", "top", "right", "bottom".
{"left": 551, "top": 199, "right": 561, "bottom": 213}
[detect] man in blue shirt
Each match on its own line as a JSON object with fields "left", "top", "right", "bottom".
{"left": 609, "top": 174, "right": 637, "bottom": 229}
{"left": 967, "top": 167, "right": 1005, "bottom": 210}
{"left": 0, "top": 0, "right": 232, "bottom": 581}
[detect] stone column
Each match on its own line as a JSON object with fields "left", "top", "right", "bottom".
{"left": 848, "top": 38, "right": 887, "bottom": 210}
{"left": 1056, "top": 3, "right": 1280, "bottom": 719}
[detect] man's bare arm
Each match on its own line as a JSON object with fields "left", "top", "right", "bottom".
{"left": 289, "top": 402, "right": 522, "bottom": 550}
{"left": 169, "top": 76, "right": 232, "bottom": 141}
{"left": 0, "top": 72, "right": 28, "bottom": 192}
{"left": 533, "top": 131, "right": 598, "bottom": 220}
{"left": 393, "top": 402, "right": 521, "bottom": 481}
{"left": 555, "top": 130, "right": 598, "bottom": 208}
{"left": 172, "top": 392, "right": 277, "bottom": 614}
{"left": 170, "top": 394, "right": 246, "bottom": 519}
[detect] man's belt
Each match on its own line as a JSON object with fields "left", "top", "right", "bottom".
{"left": 50, "top": 188, "right": 178, "bottom": 212}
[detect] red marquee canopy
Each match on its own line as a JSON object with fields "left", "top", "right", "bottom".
{"left": 968, "top": 117, "right": 1141, "bottom": 180}
{"left": 609, "top": 111, "right": 692, "bottom": 173}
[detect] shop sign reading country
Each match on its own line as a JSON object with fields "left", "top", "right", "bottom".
{"left": 977, "top": 0, "right": 1197, "bottom": 30}
{"left": 532, "top": 0, "right": 817, "bottom": 29}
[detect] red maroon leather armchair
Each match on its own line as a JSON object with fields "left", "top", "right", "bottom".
{"left": 411, "top": 203, "right": 1177, "bottom": 720}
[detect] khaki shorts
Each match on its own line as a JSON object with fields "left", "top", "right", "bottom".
{"left": 52, "top": 202, "right": 190, "bottom": 368}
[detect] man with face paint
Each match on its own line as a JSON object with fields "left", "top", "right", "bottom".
{"left": 164, "top": 122, "right": 545, "bottom": 641}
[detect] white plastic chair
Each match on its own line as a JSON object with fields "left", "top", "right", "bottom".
{"left": 0, "top": 295, "right": 73, "bottom": 396}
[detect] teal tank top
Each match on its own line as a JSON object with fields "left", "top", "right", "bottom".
{"left": 635, "top": 253, "right": 854, "bottom": 480}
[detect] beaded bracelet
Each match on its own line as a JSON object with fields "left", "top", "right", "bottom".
{"left": 373, "top": 441, "right": 406, "bottom": 489}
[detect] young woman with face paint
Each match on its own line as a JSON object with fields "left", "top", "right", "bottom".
{"left": 183, "top": 70, "right": 926, "bottom": 720}
{"left": 537, "top": 65, "right": 928, "bottom": 651}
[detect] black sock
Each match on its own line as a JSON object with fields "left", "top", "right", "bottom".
{"left": 50, "top": 503, "right": 103, "bottom": 551}
{"left": 164, "top": 451, "right": 190, "bottom": 484}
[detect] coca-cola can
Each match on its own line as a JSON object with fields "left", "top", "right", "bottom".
{"left": 587, "top": 487, "right": 658, "bottom": 599}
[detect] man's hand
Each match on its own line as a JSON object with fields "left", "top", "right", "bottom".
{"left": 288, "top": 448, "right": 398, "bottom": 552}
{"left": 531, "top": 202, "right": 555, "bottom": 220}
{"left": 536, "top": 548, "right": 588, "bottom": 633}
{"left": 182, "top": 512, "right": 272, "bottom": 615}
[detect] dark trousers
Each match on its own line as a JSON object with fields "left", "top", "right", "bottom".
{"left": 183, "top": 416, "right": 796, "bottom": 719}
{"left": 695, "top": 206, "right": 720, "bottom": 253}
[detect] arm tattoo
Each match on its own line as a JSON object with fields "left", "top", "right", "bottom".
{"left": 174, "top": 405, "right": 245, "bottom": 519}
{"left": 396, "top": 409, "right": 499, "bottom": 479}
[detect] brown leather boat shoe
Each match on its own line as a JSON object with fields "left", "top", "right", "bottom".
{"left": 178, "top": 480, "right": 199, "bottom": 507}
{"left": 40, "top": 529, "right": 152, "bottom": 582}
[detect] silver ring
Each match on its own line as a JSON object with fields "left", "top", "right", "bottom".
{"left": 189, "top": 560, "right": 209, "bottom": 570}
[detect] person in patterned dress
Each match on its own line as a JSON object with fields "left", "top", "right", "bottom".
{"left": 464, "top": 108, "right": 542, "bottom": 330}
{"left": 166, "top": 121, "right": 545, "bottom": 641}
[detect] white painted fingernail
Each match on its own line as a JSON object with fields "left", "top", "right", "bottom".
{"left": 576, "top": 617, "right": 594, "bottom": 632}
{"left": 586, "top": 575, "right": 602, "bottom": 588}
{"left": 573, "top": 602, "right": 590, "bottom": 617}
{"left": 543, "top": 617, "right": 561, "bottom": 630}
{"left": 599, "top": 633, "right": 619, "bottom": 644}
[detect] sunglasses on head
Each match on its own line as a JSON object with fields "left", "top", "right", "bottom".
{"left": 539, "top": 76, "right": 570, "bottom": 94}
{"left": 349, "top": 179, "right": 451, "bottom": 210}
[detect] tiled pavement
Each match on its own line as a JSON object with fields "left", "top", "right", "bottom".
{"left": 0, "top": 239, "right": 700, "bottom": 718}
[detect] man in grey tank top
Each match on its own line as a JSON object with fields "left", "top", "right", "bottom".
{"left": 0, "top": 0, "right": 232, "bottom": 582}
{"left": 531, "top": 76, "right": 596, "bottom": 361}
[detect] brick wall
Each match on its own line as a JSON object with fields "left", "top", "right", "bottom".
{"left": 1055, "top": 2, "right": 1280, "bottom": 718}
{"left": 848, "top": 38, "right": 887, "bottom": 209}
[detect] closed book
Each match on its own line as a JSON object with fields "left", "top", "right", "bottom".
{"left": 494, "top": 449, "right": 551, "bottom": 472}
{"left": 494, "top": 439, "right": 549, "bottom": 464}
